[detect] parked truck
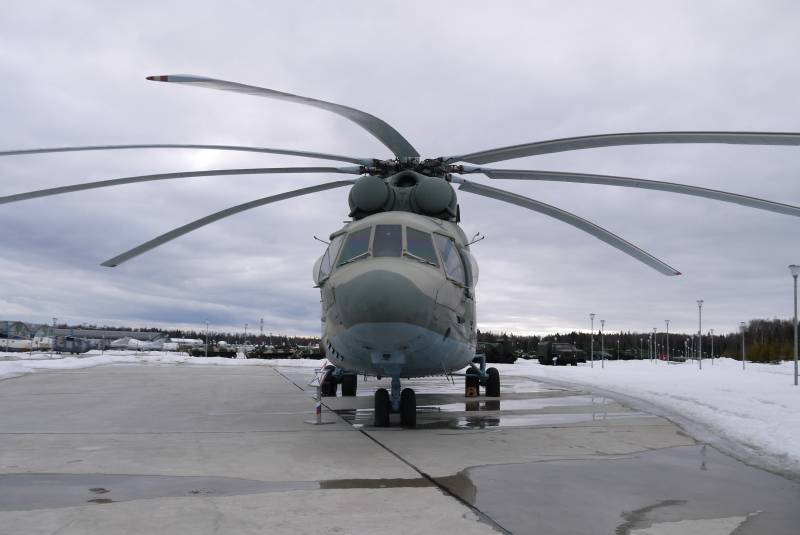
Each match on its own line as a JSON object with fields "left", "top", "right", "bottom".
{"left": 536, "top": 342, "right": 586, "bottom": 366}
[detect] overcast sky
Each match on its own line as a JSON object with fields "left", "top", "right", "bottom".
{"left": 2, "top": 1, "right": 799, "bottom": 337}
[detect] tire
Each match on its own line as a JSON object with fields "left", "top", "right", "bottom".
{"left": 374, "top": 388, "right": 391, "bottom": 427}
{"left": 341, "top": 374, "right": 357, "bottom": 396}
{"left": 485, "top": 367, "right": 500, "bottom": 397}
{"left": 465, "top": 371, "right": 480, "bottom": 396}
{"left": 400, "top": 388, "right": 416, "bottom": 428}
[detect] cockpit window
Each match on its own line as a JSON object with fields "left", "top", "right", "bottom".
{"left": 373, "top": 225, "right": 402, "bottom": 257}
{"left": 433, "top": 234, "right": 466, "bottom": 285}
{"left": 406, "top": 227, "right": 439, "bottom": 266}
{"left": 318, "top": 234, "right": 345, "bottom": 282}
{"left": 337, "top": 227, "right": 371, "bottom": 266}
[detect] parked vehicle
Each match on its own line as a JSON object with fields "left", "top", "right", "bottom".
{"left": 536, "top": 342, "right": 585, "bottom": 366}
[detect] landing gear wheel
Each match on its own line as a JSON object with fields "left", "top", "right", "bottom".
{"left": 485, "top": 367, "right": 500, "bottom": 397}
{"left": 465, "top": 368, "right": 480, "bottom": 396}
{"left": 341, "top": 374, "right": 357, "bottom": 396}
{"left": 400, "top": 388, "right": 416, "bottom": 428}
{"left": 321, "top": 365, "right": 337, "bottom": 397}
{"left": 374, "top": 388, "right": 391, "bottom": 427}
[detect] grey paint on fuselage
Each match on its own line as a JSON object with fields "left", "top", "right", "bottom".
{"left": 314, "top": 211, "right": 478, "bottom": 378}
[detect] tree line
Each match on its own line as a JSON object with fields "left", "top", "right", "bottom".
{"left": 478, "top": 317, "right": 797, "bottom": 362}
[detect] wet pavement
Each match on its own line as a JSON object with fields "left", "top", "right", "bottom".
{"left": 278, "top": 366, "right": 800, "bottom": 534}
{"left": 0, "top": 363, "right": 798, "bottom": 533}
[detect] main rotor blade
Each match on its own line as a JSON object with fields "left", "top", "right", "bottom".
{"left": 0, "top": 166, "right": 362, "bottom": 205}
{"left": 453, "top": 177, "right": 680, "bottom": 276}
{"left": 147, "top": 75, "right": 420, "bottom": 159}
{"left": 448, "top": 132, "right": 800, "bottom": 165}
{"left": 102, "top": 180, "right": 356, "bottom": 267}
{"left": 0, "top": 144, "right": 374, "bottom": 166}
{"left": 464, "top": 167, "right": 800, "bottom": 218}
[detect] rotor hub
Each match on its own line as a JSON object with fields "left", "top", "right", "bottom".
{"left": 364, "top": 158, "right": 465, "bottom": 178}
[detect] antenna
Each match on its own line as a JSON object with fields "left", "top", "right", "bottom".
{"left": 468, "top": 232, "right": 485, "bottom": 246}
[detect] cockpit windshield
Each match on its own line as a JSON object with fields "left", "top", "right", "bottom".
{"left": 317, "top": 234, "right": 345, "bottom": 282}
{"left": 337, "top": 227, "right": 371, "bottom": 266}
{"left": 433, "top": 233, "right": 466, "bottom": 285}
{"left": 406, "top": 227, "right": 439, "bottom": 266}
{"left": 325, "top": 224, "right": 463, "bottom": 280}
{"left": 373, "top": 225, "right": 402, "bottom": 257}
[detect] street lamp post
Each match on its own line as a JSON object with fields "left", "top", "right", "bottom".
{"left": 600, "top": 320, "right": 605, "bottom": 369}
{"left": 590, "top": 313, "right": 595, "bottom": 368}
{"left": 50, "top": 317, "right": 57, "bottom": 357}
{"left": 665, "top": 320, "right": 670, "bottom": 362}
{"left": 709, "top": 329, "right": 715, "bottom": 365}
{"left": 697, "top": 300, "right": 704, "bottom": 370}
{"left": 652, "top": 327, "right": 657, "bottom": 362}
{"left": 790, "top": 265, "right": 800, "bottom": 386}
{"left": 205, "top": 320, "right": 209, "bottom": 359}
{"left": 740, "top": 322, "right": 746, "bottom": 370}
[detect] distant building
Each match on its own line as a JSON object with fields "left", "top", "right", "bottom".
{"left": 0, "top": 320, "right": 169, "bottom": 353}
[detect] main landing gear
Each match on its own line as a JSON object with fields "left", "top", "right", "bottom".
{"left": 465, "top": 355, "right": 501, "bottom": 397}
{"left": 320, "top": 365, "right": 358, "bottom": 397}
{"left": 373, "top": 377, "right": 416, "bottom": 428}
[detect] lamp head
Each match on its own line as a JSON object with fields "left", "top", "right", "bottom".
{"left": 789, "top": 264, "right": 800, "bottom": 278}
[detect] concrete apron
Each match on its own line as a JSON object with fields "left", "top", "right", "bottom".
{"left": 0, "top": 364, "right": 798, "bottom": 534}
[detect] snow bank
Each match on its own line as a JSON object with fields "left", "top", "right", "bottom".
{"left": 0, "top": 350, "right": 326, "bottom": 381}
{"left": 498, "top": 358, "right": 800, "bottom": 478}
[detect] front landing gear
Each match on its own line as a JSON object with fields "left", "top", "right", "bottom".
{"left": 373, "top": 377, "right": 416, "bottom": 428}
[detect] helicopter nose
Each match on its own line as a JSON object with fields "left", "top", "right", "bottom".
{"left": 334, "top": 268, "right": 437, "bottom": 328}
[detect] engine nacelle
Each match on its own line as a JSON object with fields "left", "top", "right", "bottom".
{"left": 348, "top": 171, "right": 458, "bottom": 221}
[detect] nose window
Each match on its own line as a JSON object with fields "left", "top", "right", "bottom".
{"left": 318, "top": 234, "right": 345, "bottom": 281}
{"left": 406, "top": 227, "right": 439, "bottom": 266}
{"left": 373, "top": 224, "right": 402, "bottom": 257}
{"left": 433, "top": 234, "right": 466, "bottom": 285}
{"left": 338, "top": 227, "right": 371, "bottom": 265}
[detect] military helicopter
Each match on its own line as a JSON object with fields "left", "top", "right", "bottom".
{"left": 3, "top": 75, "right": 800, "bottom": 428}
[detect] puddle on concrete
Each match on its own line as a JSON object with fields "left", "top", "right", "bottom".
{"left": 0, "top": 473, "right": 430, "bottom": 511}
{"left": 335, "top": 406, "right": 651, "bottom": 430}
{"left": 436, "top": 395, "right": 616, "bottom": 412}
{"left": 436, "top": 445, "right": 800, "bottom": 535}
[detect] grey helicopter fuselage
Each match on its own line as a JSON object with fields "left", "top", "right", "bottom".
{"left": 313, "top": 173, "right": 478, "bottom": 379}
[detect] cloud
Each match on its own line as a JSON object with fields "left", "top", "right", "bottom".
{"left": 1, "top": 1, "right": 800, "bottom": 336}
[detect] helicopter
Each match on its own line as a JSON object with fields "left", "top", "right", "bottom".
{"left": 3, "top": 74, "right": 800, "bottom": 428}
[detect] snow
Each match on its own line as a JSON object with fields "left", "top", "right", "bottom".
{"left": 0, "top": 350, "right": 324, "bottom": 381}
{"left": 497, "top": 358, "right": 800, "bottom": 477}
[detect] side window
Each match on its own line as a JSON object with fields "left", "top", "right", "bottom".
{"left": 337, "top": 227, "right": 372, "bottom": 266}
{"left": 318, "top": 234, "right": 345, "bottom": 282}
{"left": 406, "top": 227, "right": 439, "bottom": 266}
{"left": 433, "top": 234, "right": 466, "bottom": 285}
{"left": 373, "top": 225, "right": 402, "bottom": 257}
